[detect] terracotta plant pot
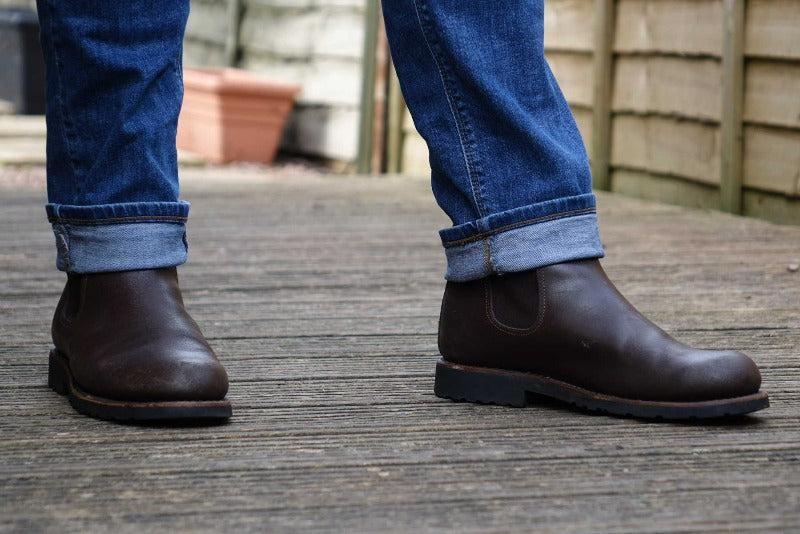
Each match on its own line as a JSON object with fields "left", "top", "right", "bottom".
{"left": 177, "top": 67, "right": 300, "bottom": 164}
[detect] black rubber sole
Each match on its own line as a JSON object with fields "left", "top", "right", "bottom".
{"left": 48, "top": 350, "right": 232, "bottom": 421}
{"left": 434, "top": 359, "right": 770, "bottom": 420}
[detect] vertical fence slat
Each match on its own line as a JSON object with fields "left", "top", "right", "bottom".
{"left": 720, "top": 0, "right": 745, "bottom": 214}
{"left": 591, "top": 0, "right": 615, "bottom": 191}
{"left": 357, "top": 0, "right": 381, "bottom": 174}
{"left": 386, "top": 64, "right": 405, "bottom": 174}
{"left": 224, "top": 0, "right": 242, "bottom": 67}
{"left": 370, "top": 14, "right": 390, "bottom": 172}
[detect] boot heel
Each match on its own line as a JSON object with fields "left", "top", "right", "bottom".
{"left": 434, "top": 360, "right": 528, "bottom": 407}
{"left": 48, "top": 350, "right": 70, "bottom": 395}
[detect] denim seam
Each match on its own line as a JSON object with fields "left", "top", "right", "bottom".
{"left": 443, "top": 206, "right": 597, "bottom": 247}
{"left": 412, "top": 0, "right": 488, "bottom": 219}
{"left": 43, "top": 0, "right": 82, "bottom": 200}
{"left": 49, "top": 215, "right": 188, "bottom": 224}
{"left": 481, "top": 237, "right": 492, "bottom": 274}
{"left": 54, "top": 223, "right": 70, "bottom": 272}
{"left": 545, "top": 63, "right": 566, "bottom": 124}
{"left": 176, "top": 37, "right": 185, "bottom": 90}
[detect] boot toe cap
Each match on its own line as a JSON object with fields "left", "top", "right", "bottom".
{"left": 74, "top": 349, "right": 230, "bottom": 402}
{"left": 684, "top": 350, "right": 762, "bottom": 401}
{"left": 147, "top": 356, "right": 230, "bottom": 402}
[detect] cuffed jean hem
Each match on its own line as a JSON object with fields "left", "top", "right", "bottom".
{"left": 440, "top": 194, "right": 604, "bottom": 282}
{"left": 46, "top": 202, "right": 189, "bottom": 274}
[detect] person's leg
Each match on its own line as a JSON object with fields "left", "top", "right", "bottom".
{"left": 39, "top": 0, "right": 189, "bottom": 272}
{"left": 37, "top": 0, "right": 230, "bottom": 420}
{"left": 382, "top": 0, "right": 767, "bottom": 418}
{"left": 383, "top": 0, "right": 601, "bottom": 280}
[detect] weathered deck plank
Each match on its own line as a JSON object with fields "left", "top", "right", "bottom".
{"left": 1, "top": 166, "right": 798, "bottom": 532}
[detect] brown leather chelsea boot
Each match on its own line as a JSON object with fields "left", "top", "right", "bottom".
{"left": 435, "top": 259, "right": 769, "bottom": 419}
{"left": 49, "top": 267, "right": 232, "bottom": 421}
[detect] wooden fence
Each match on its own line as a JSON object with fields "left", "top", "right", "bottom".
{"left": 389, "top": 0, "right": 800, "bottom": 225}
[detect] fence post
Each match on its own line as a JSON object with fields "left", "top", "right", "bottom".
{"left": 224, "top": 0, "right": 242, "bottom": 68}
{"left": 385, "top": 63, "right": 405, "bottom": 174}
{"left": 720, "top": 0, "right": 745, "bottom": 214}
{"left": 591, "top": 0, "right": 615, "bottom": 191}
{"left": 357, "top": 0, "right": 381, "bottom": 174}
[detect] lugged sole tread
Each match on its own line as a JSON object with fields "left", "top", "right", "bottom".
{"left": 434, "top": 359, "right": 769, "bottom": 421}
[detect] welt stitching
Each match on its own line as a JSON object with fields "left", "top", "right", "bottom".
{"left": 412, "top": 0, "right": 488, "bottom": 218}
{"left": 444, "top": 206, "right": 596, "bottom": 247}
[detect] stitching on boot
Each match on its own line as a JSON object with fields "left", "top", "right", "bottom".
{"left": 484, "top": 275, "right": 545, "bottom": 336}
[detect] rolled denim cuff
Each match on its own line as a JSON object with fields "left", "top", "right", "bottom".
{"left": 440, "top": 194, "right": 604, "bottom": 281}
{"left": 46, "top": 201, "right": 190, "bottom": 274}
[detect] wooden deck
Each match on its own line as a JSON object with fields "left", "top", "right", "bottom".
{"left": 1, "top": 166, "right": 799, "bottom": 532}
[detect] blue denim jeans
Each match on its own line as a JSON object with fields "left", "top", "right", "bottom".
{"left": 38, "top": 0, "right": 603, "bottom": 280}
{"left": 37, "top": 0, "right": 190, "bottom": 273}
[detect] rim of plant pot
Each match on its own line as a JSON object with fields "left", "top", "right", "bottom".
{"left": 183, "top": 67, "right": 301, "bottom": 99}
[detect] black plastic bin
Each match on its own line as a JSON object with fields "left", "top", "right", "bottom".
{"left": 0, "top": 8, "right": 45, "bottom": 114}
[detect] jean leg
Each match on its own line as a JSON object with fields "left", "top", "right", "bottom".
{"left": 36, "top": 0, "right": 190, "bottom": 273}
{"left": 382, "top": 0, "right": 604, "bottom": 281}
